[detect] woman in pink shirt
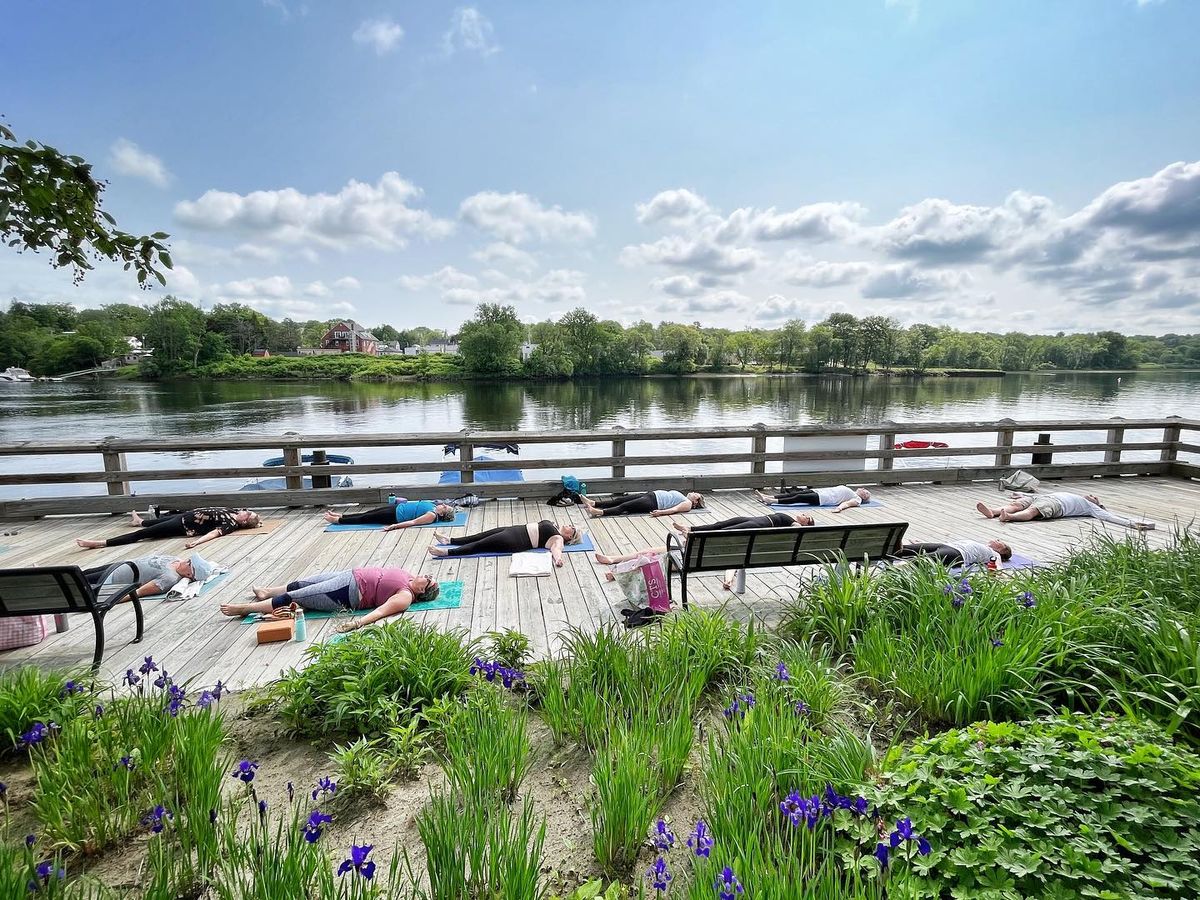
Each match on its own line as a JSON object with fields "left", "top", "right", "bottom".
{"left": 219, "top": 567, "right": 439, "bottom": 632}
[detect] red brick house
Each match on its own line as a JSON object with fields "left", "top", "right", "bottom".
{"left": 319, "top": 321, "right": 379, "bottom": 355}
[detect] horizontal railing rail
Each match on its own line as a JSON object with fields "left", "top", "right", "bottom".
{"left": 0, "top": 417, "right": 1194, "bottom": 518}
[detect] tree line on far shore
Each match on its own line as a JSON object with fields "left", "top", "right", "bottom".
{"left": 2, "top": 297, "right": 1199, "bottom": 378}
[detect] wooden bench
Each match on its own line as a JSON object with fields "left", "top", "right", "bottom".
{"left": 0, "top": 564, "right": 146, "bottom": 670}
{"left": 665, "top": 522, "right": 909, "bottom": 608}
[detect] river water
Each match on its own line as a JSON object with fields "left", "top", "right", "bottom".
{"left": 1, "top": 372, "right": 1196, "bottom": 498}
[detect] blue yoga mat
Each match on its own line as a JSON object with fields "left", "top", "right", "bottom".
{"left": 771, "top": 499, "right": 885, "bottom": 510}
{"left": 241, "top": 581, "right": 464, "bottom": 622}
{"left": 951, "top": 553, "right": 1040, "bottom": 574}
{"left": 432, "top": 532, "right": 595, "bottom": 559}
{"left": 325, "top": 510, "right": 471, "bottom": 531}
{"left": 141, "top": 571, "right": 233, "bottom": 601}
{"left": 438, "top": 455, "right": 524, "bottom": 485}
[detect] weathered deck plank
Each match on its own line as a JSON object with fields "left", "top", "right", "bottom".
{"left": 2, "top": 476, "right": 1194, "bottom": 689}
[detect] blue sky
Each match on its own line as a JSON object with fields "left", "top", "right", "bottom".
{"left": 4, "top": 0, "right": 1200, "bottom": 334}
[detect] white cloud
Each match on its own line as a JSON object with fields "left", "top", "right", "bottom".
{"left": 676, "top": 290, "right": 749, "bottom": 313}
{"left": 352, "top": 19, "right": 404, "bottom": 54}
{"left": 860, "top": 264, "right": 970, "bottom": 299}
{"left": 402, "top": 265, "right": 585, "bottom": 307}
{"left": 303, "top": 281, "right": 331, "bottom": 297}
{"left": 784, "top": 260, "right": 873, "bottom": 287}
{"left": 109, "top": 138, "right": 170, "bottom": 187}
{"left": 442, "top": 7, "right": 499, "bottom": 56}
{"left": 175, "top": 173, "right": 454, "bottom": 249}
{"left": 206, "top": 274, "right": 354, "bottom": 319}
{"left": 652, "top": 275, "right": 708, "bottom": 297}
{"left": 459, "top": 191, "right": 595, "bottom": 244}
{"left": 751, "top": 202, "right": 866, "bottom": 242}
{"left": 166, "top": 265, "right": 200, "bottom": 295}
{"left": 756, "top": 295, "right": 807, "bottom": 322}
{"left": 620, "top": 236, "right": 761, "bottom": 274}
{"left": 333, "top": 276, "right": 361, "bottom": 290}
{"left": 216, "top": 275, "right": 295, "bottom": 299}
{"left": 398, "top": 266, "right": 480, "bottom": 292}
{"left": 636, "top": 189, "right": 712, "bottom": 225}
{"left": 471, "top": 242, "right": 538, "bottom": 273}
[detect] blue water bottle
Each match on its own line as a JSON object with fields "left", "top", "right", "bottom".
{"left": 293, "top": 609, "right": 307, "bottom": 642}
{"left": 388, "top": 493, "right": 397, "bottom": 505}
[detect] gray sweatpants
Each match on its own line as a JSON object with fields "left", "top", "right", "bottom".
{"left": 275, "top": 570, "right": 362, "bottom": 611}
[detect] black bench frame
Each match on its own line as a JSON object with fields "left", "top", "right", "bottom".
{"left": 665, "top": 521, "right": 909, "bottom": 609}
{"left": 0, "top": 563, "right": 146, "bottom": 670}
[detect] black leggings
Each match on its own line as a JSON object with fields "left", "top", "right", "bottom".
{"left": 592, "top": 492, "right": 657, "bottom": 516}
{"left": 691, "top": 516, "right": 769, "bottom": 533}
{"left": 774, "top": 490, "right": 820, "bottom": 506}
{"left": 104, "top": 514, "right": 189, "bottom": 547}
{"left": 446, "top": 525, "right": 534, "bottom": 557}
{"left": 895, "top": 543, "right": 963, "bottom": 565}
{"left": 336, "top": 506, "right": 396, "bottom": 526}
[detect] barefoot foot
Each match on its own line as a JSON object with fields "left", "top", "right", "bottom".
{"left": 998, "top": 511, "right": 1012, "bottom": 523}
{"left": 604, "top": 572, "right": 616, "bottom": 582}
{"left": 130, "top": 511, "right": 143, "bottom": 526}
{"left": 976, "top": 501, "right": 996, "bottom": 519}
{"left": 753, "top": 490, "right": 772, "bottom": 504}
{"left": 594, "top": 552, "right": 614, "bottom": 565}
{"left": 432, "top": 531, "right": 450, "bottom": 544}
{"left": 672, "top": 522, "right": 690, "bottom": 535}
{"left": 251, "top": 586, "right": 272, "bottom": 601}
{"left": 323, "top": 511, "right": 342, "bottom": 524}
{"left": 428, "top": 545, "right": 449, "bottom": 558}
{"left": 76, "top": 539, "right": 105, "bottom": 549}
{"left": 220, "top": 602, "right": 256, "bottom": 617}
{"left": 586, "top": 507, "right": 604, "bottom": 518}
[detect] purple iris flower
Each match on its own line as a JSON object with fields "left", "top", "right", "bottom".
{"left": 166, "top": 684, "right": 187, "bottom": 717}
{"left": 889, "top": 830, "right": 903, "bottom": 849}
{"left": 991, "top": 635, "right": 1005, "bottom": 648}
{"left": 652, "top": 818, "right": 675, "bottom": 851}
{"left": 212, "top": 680, "right": 225, "bottom": 699}
{"left": 1020, "top": 591, "right": 1037, "bottom": 608}
{"left": 28, "top": 860, "right": 65, "bottom": 890}
{"left": 153, "top": 670, "right": 171, "bottom": 690}
{"left": 94, "top": 704, "right": 104, "bottom": 719}
{"left": 19, "top": 722, "right": 56, "bottom": 748}
{"left": 142, "top": 805, "right": 172, "bottom": 834}
{"left": 794, "top": 699, "right": 811, "bottom": 717}
{"left": 687, "top": 819, "right": 713, "bottom": 857}
{"left": 124, "top": 669, "right": 140, "bottom": 688}
{"left": 286, "top": 782, "right": 295, "bottom": 803}
{"left": 338, "top": 843, "right": 376, "bottom": 880}
{"left": 715, "top": 866, "right": 744, "bottom": 900}
{"left": 139, "top": 656, "right": 158, "bottom": 675}
{"left": 117, "top": 755, "right": 135, "bottom": 771}
{"left": 25, "top": 833, "right": 36, "bottom": 847}
{"left": 258, "top": 799, "right": 269, "bottom": 818}
{"left": 196, "top": 690, "right": 216, "bottom": 710}
{"left": 917, "top": 835, "right": 932, "bottom": 856}
{"left": 232, "top": 760, "right": 259, "bottom": 784}
{"left": 0, "top": 781, "right": 7, "bottom": 802}
{"left": 312, "top": 776, "right": 338, "bottom": 801}
{"left": 873, "top": 842, "right": 890, "bottom": 868}
{"left": 780, "top": 789, "right": 806, "bottom": 827}
{"left": 776, "top": 662, "right": 790, "bottom": 681}
{"left": 951, "top": 595, "right": 966, "bottom": 609}
{"left": 304, "top": 810, "right": 332, "bottom": 843}
{"left": 60, "top": 680, "right": 83, "bottom": 697}
{"left": 646, "top": 856, "right": 671, "bottom": 892}
{"left": 895, "top": 817, "right": 914, "bottom": 841}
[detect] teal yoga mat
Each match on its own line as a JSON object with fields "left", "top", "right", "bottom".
{"left": 431, "top": 533, "right": 595, "bottom": 559}
{"left": 325, "top": 510, "right": 471, "bottom": 531}
{"left": 141, "top": 571, "right": 232, "bottom": 601}
{"left": 240, "top": 581, "right": 464, "bottom": 622}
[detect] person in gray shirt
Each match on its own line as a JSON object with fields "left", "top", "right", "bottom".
{"left": 83, "top": 552, "right": 217, "bottom": 598}
{"left": 976, "top": 492, "right": 1154, "bottom": 530}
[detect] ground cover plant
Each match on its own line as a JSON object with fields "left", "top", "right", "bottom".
{"left": 1, "top": 666, "right": 97, "bottom": 754}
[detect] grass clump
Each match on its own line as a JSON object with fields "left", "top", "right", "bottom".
{"left": 871, "top": 712, "right": 1200, "bottom": 899}
{"left": 1, "top": 667, "right": 97, "bottom": 754}
{"left": 266, "top": 619, "right": 477, "bottom": 737}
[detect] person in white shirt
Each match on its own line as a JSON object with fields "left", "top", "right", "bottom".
{"left": 580, "top": 489, "right": 704, "bottom": 518}
{"left": 976, "top": 492, "right": 1154, "bottom": 530}
{"left": 754, "top": 484, "right": 871, "bottom": 513}
{"left": 893, "top": 539, "right": 1012, "bottom": 567}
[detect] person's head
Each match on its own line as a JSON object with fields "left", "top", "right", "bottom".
{"left": 855, "top": 488, "right": 872, "bottom": 502}
{"left": 172, "top": 553, "right": 215, "bottom": 581}
{"left": 234, "top": 510, "right": 261, "bottom": 528}
{"left": 411, "top": 574, "right": 439, "bottom": 602}
{"left": 792, "top": 513, "right": 815, "bottom": 527}
{"left": 988, "top": 539, "right": 1013, "bottom": 561}
{"left": 687, "top": 492, "right": 704, "bottom": 508}
{"left": 560, "top": 524, "right": 584, "bottom": 545}
{"left": 434, "top": 504, "right": 456, "bottom": 521}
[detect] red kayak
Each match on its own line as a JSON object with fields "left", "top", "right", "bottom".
{"left": 894, "top": 440, "right": 950, "bottom": 450}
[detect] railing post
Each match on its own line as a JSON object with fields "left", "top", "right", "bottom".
{"left": 1161, "top": 418, "right": 1182, "bottom": 463}
{"left": 750, "top": 424, "right": 767, "bottom": 477}
{"left": 879, "top": 425, "right": 896, "bottom": 473}
{"left": 611, "top": 437, "right": 626, "bottom": 480}
{"left": 1104, "top": 418, "right": 1125, "bottom": 465}
{"left": 282, "top": 445, "right": 304, "bottom": 491}
{"left": 101, "top": 439, "right": 130, "bottom": 498}
{"left": 994, "top": 420, "right": 1015, "bottom": 468}
{"left": 460, "top": 442, "right": 475, "bottom": 484}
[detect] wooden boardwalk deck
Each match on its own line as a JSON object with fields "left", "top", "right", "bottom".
{"left": 2, "top": 475, "right": 1197, "bottom": 690}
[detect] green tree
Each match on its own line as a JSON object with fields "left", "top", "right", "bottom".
{"left": 143, "top": 296, "right": 206, "bottom": 372}
{"left": 524, "top": 325, "right": 574, "bottom": 377}
{"left": 372, "top": 324, "right": 402, "bottom": 343}
{"left": 266, "top": 318, "right": 302, "bottom": 353}
{"left": 7, "top": 301, "right": 77, "bottom": 330}
{"left": 30, "top": 333, "right": 107, "bottom": 375}
{"left": 77, "top": 302, "right": 150, "bottom": 340}
{"left": 206, "top": 303, "right": 271, "bottom": 354}
{"left": 1, "top": 121, "right": 172, "bottom": 287}
{"left": 860, "top": 315, "right": 899, "bottom": 372}
{"left": 658, "top": 323, "right": 704, "bottom": 374}
{"left": 727, "top": 331, "right": 757, "bottom": 371}
{"left": 458, "top": 303, "right": 524, "bottom": 374}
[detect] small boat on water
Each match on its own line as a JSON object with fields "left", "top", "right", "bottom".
{"left": 241, "top": 453, "right": 355, "bottom": 491}
{"left": 0, "top": 367, "right": 36, "bottom": 383}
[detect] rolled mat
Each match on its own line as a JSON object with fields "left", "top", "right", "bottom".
{"left": 325, "top": 510, "right": 471, "bottom": 531}
{"left": 430, "top": 533, "right": 594, "bottom": 559}
{"left": 241, "top": 580, "right": 464, "bottom": 622}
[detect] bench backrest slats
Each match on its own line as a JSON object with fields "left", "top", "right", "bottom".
{"left": 0, "top": 567, "right": 94, "bottom": 615}
{"left": 681, "top": 523, "right": 907, "bottom": 573}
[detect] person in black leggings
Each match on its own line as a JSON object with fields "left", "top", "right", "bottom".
{"left": 427, "top": 520, "right": 583, "bottom": 567}
{"left": 672, "top": 512, "right": 812, "bottom": 535}
{"left": 582, "top": 489, "right": 704, "bottom": 518}
{"left": 893, "top": 539, "right": 1013, "bottom": 567}
{"left": 76, "top": 507, "right": 261, "bottom": 551}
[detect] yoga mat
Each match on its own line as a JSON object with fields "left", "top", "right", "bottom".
{"left": 324, "top": 510, "right": 470, "bottom": 532}
{"left": 227, "top": 520, "right": 285, "bottom": 536}
{"left": 951, "top": 553, "right": 1040, "bottom": 574}
{"left": 241, "top": 581, "right": 464, "bottom": 622}
{"left": 142, "top": 571, "right": 232, "bottom": 601}
{"left": 771, "top": 499, "right": 885, "bottom": 510}
{"left": 431, "top": 533, "right": 595, "bottom": 559}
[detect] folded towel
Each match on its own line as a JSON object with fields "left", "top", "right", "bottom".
{"left": 509, "top": 551, "right": 553, "bottom": 577}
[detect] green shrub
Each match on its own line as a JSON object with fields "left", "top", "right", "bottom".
{"left": 0, "top": 667, "right": 96, "bottom": 753}
{"left": 266, "top": 619, "right": 477, "bottom": 738}
{"left": 872, "top": 713, "right": 1200, "bottom": 898}
{"left": 486, "top": 628, "right": 533, "bottom": 671}
{"left": 443, "top": 687, "right": 532, "bottom": 807}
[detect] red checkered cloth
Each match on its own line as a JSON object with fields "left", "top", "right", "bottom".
{"left": 0, "top": 616, "right": 48, "bottom": 651}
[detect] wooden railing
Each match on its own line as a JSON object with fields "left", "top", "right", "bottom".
{"left": 0, "top": 417, "right": 1196, "bottom": 518}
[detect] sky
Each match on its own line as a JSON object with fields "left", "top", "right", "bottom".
{"left": 4, "top": 0, "right": 1200, "bottom": 335}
